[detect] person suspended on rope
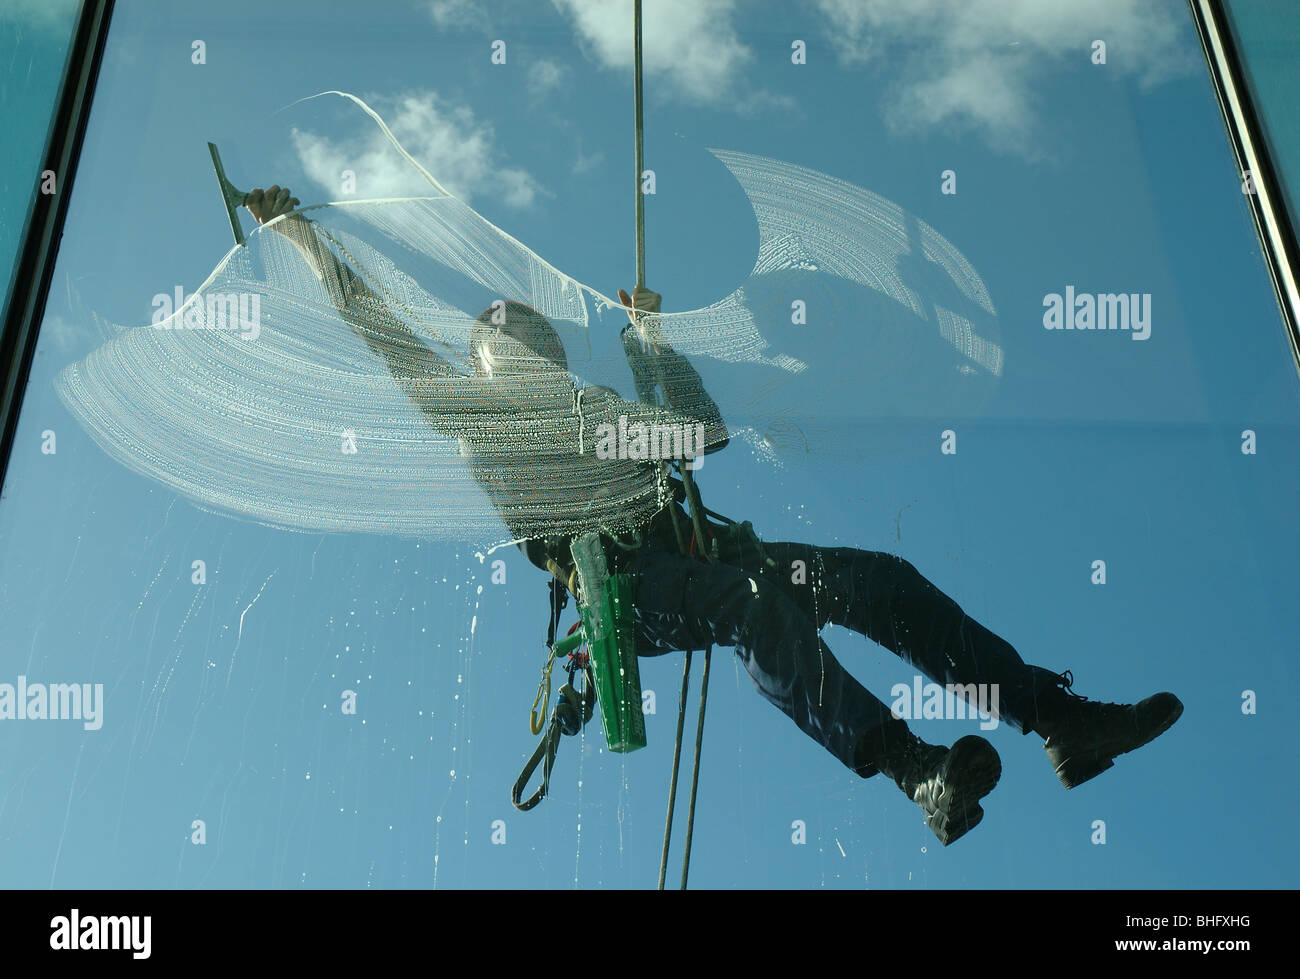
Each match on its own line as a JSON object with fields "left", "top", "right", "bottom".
{"left": 245, "top": 185, "right": 1183, "bottom": 847}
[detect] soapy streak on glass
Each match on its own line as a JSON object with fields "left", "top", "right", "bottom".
{"left": 53, "top": 95, "right": 1000, "bottom": 549}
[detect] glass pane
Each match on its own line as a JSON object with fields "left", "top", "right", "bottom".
{"left": 2, "top": 1, "right": 1297, "bottom": 889}
{"left": 0, "top": 0, "right": 81, "bottom": 309}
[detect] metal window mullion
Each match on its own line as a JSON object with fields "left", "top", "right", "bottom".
{"left": 1190, "top": 0, "right": 1300, "bottom": 378}
{"left": 0, "top": 0, "right": 116, "bottom": 493}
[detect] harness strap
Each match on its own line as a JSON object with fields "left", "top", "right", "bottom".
{"left": 512, "top": 665, "right": 597, "bottom": 812}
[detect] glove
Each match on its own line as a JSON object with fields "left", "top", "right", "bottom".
{"left": 618, "top": 286, "right": 662, "bottom": 318}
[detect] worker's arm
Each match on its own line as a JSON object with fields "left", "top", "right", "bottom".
{"left": 618, "top": 286, "right": 729, "bottom": 454}
{"left": 245, "top": 186, "right": 459, "bottom": 383}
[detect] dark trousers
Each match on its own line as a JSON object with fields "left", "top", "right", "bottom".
{"left": 625, "top": 535, "right": 1061, "bottom": 778}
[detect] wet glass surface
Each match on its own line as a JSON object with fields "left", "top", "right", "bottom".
{"left": 0, "top": 1, "right": 1296, "bottom": 888}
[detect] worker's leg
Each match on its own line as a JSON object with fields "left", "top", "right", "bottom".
{"left": 626, "top": 546, "right": 898, "bottom": 776}
{"left": 740, "top": 541, "right": 1061, "bottom": 735}
{"left": 707, "top": 535, "right": 1182, "bottom": 789}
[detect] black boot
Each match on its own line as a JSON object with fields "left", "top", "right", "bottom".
{"left": 1029, "top": 670, "right": 1183, "bottom": 789}
{"left": 860, "top": 722, "right": 1002, "bottom": 846}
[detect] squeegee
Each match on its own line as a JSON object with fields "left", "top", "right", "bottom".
{"left": 207, "top": 141, "right": 248, "bottom": 246}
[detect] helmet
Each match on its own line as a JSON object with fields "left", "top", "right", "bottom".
{"left": 470, "top": 301, "right": 568, "bottom": 378}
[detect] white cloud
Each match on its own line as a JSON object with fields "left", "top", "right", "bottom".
{"left": 552, "top": 0, "right": 781, "bottom": 110}
{"left": 40, "top": 312, "right": 82, "bottom": 356}
{"left": 426, "top": 0, "right": 490, "bottom": 31}
{"left": 528, "top": 58, "right": 567, "bottom": 96}
{"left": 291, "top": 91, "right": 545, "bottom": 208}
{"left": 812, "top": 0, "right": 1194, "bottom": 151}
{"left": 573, "top": 147, "right": 604, "bottom": 174}
{"left": 734, "top": 89, "right": 798, "bottom": 117}
{"left": 568, "top": 132, "right": 604, "bottom": 175}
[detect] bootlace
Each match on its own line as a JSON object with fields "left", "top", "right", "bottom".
{"left": 1055, "top": 669, "right": 1125, "bottom": 711}
{"left": 1057, "top": 669, "right": 1082, "bottom": 699}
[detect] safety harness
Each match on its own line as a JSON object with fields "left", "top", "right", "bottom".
{"left": 510, "top": 455, "right": 782, "bottom": 890}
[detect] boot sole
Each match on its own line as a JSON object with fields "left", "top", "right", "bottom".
{"left": 1049, "top": 695, "right": 1184, "bottom": 789}
{"left": 927, "top": 735, "right": 1002, "bottom": 846}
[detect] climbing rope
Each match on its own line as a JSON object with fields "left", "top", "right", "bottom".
{"left": 680, "top": 633, "right": 711, "bottom": 890}
{"left": 657, "top": 462, "right": 713, "bottom": 891}
{"left": 624, "top": 0, "right": 712, "bottom": 891}
{"left": 515, "top": 0, "right": 714, "bottom": 889}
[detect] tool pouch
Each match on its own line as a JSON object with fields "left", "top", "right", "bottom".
{"left": 570, "top": 530, "right": 646, "bottom": 753}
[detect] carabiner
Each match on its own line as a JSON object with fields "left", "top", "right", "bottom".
{"left": 530, "top": 647, "right": 558, "bottom": 735}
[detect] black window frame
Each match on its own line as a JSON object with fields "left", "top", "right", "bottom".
{"left": 0, "top": 0, "right": 116, "bottom": 495}
{"left": 1188, "top": 0, "right": 1300, "bottom": 378}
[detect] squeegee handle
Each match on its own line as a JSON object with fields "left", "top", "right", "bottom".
{"left": 207, "top": 141, "right": 249, "bottom": 246}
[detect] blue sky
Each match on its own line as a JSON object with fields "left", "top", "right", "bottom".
{"left": 1, "top": 0, "right": 1297, "bottom": 889}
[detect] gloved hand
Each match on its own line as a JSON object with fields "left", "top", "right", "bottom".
{"left": 617, "top": 286, "right": 663, "bottom": 352}
{"left": 618, "top": 285, "right": 661, "bottom": 315}
{"left": 244, "top": 185, "right": 301, "bottom": 228}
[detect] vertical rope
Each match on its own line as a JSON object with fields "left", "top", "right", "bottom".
{"left": 631, "top": 0, "right": 710, "bottom": 891}
{"left": 658, "top": 647, "right": 692, "bottom": 889}
{"left": 675, "top": 466, "right": 715, "bottom": 889}
{"left": 630, "top": 0, "right": 686, "bottom": 556}
{"left": 634, "top": 0, "right": 645, "bottom": 289}
{"left": 682, "top": 468, "right": 709, "bottom": 557}
{"left": 680, "top": 645, "right": 711, "bottom": 889}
